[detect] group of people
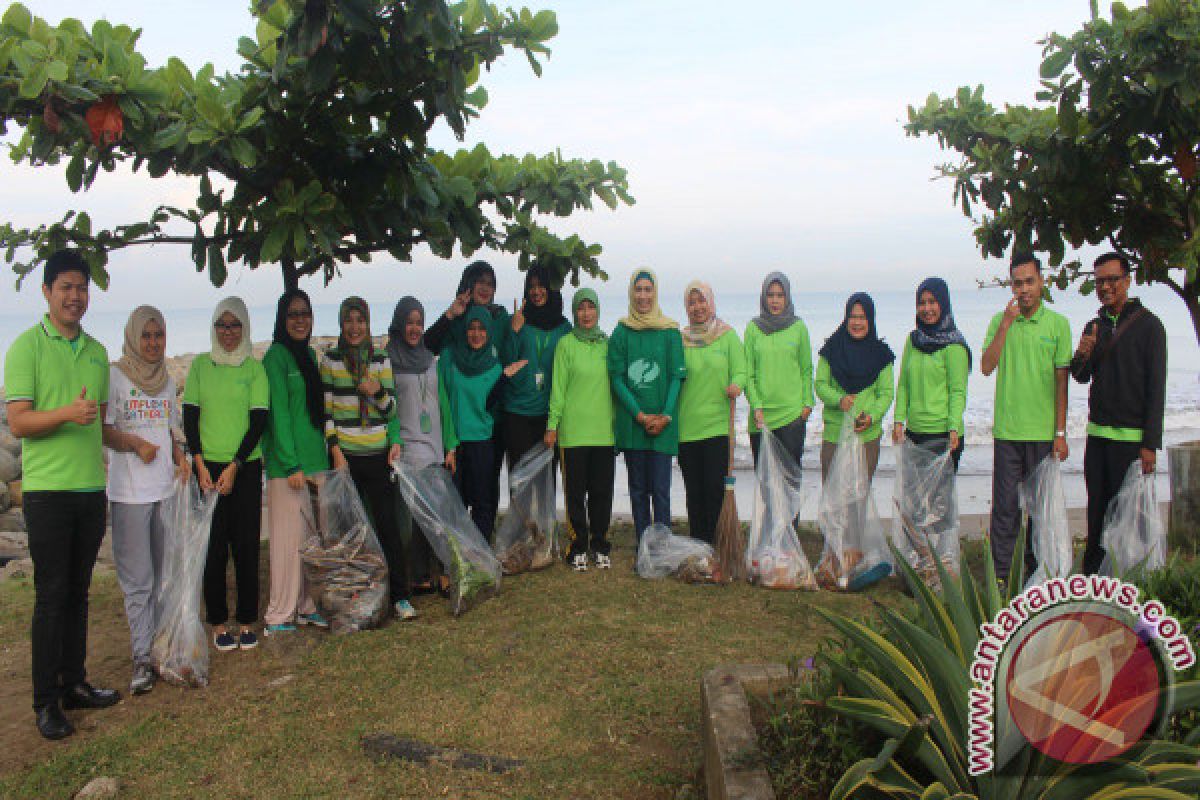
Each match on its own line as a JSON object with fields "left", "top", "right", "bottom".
{"left": 5, "top": 248, "right": 1167, "bottom": 741}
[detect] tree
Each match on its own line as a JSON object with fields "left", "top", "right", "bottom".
{"left": 0, "top": 0, "right": 633, "bottom": 291}
{"left": 904, "top": 0, "right": 1200, "bottom": 343}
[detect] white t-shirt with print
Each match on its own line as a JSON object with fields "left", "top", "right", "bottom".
{"left": 105, "top": 368, "right": 179, "bottom": 504}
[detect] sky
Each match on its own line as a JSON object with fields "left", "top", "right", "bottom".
{"left": 0, "top": 1, "right": 1143, "bottom": 317}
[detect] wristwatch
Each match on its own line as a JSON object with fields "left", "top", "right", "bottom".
{"left": 1055, "top": 430, "right": 1066, "bottom": 438}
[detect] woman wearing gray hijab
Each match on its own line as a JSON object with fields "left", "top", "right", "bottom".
{"left": 387, "top": 297, "right": 458, "bottom": 593}
{"left": 744, "top": 272, "right": 814, "bottom": 469}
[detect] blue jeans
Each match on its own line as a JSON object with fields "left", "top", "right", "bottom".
{"left": 625, "top": 450, "right": 672, "bottom": 542}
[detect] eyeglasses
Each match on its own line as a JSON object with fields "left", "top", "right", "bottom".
{"left": 286, "top": 310, "right": 313, "bottom": 320}
{"left": 214, "top": 321, "right": 243, "bottom": 332}
{"left": 1094, "top": 275, "right": 1127, "bottom": 288}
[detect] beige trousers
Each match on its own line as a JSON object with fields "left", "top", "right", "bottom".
{"left": 264, "top": 478, "right": 318, "bottom": 625}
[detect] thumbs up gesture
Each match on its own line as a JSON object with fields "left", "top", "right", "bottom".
{"left": 67, "top": 385, "right": 98, "bottom": 426}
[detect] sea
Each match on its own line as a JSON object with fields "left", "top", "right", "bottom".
{"left": 2, "top": 285, "right": 1196, "bottom": 516}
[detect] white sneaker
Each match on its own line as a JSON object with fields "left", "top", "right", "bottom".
{"left": 571, "top": 553, "right": 589, "bottom": 572}
{"left": 594, "top": 553, "right": 612, "bottom": 570}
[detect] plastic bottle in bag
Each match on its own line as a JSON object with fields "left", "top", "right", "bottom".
{"left": 1020, "top": 455, "right": 1073, "bottom": 587}
{"left": 299, "top": 469, "right": 390, "bottom": 635}
{"left": 816, "top": 417, "right": 892, "bottom": 590}
{"left": 636, "top": 523, "right": 723, "bottom": 583}
{"left": 151, "top": 477, "right": 219, "bottom": 688}
{"left": 494, "top": 444, "right": 559, "bottom": 574}
{"left": 745, "top": 429, "right": 817, "bottom": 590}
{"left": 892, "top": 438, "right": 960, "bottom": 592}
{"left": 1100, "top": 461, "right": 1166, "bottom": 576}
{"left": 391, "top": 462, "right": 502, "bottom": 616}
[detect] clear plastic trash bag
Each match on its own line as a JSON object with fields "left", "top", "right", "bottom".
{"left": 152, "top": 477, "right": 219, "bottom": 687}
{"left": 745, "top": 429, "right": 817, "bottom": 590}
{"left": 299, "top": 469, "right": 390, "bottom": 635}
{"left": 1020, "top": 455, "right": 1073, "bottom": 587}
{"left": 494, "top": 444, "right": 558, "bottom": 574}
{"left": 892, "top": 438, "right": 961, "bottom": 592}
{"left": 817, "top": 417, "right": 893, "bottom": 591}
{"left": 391, "top": 462, "right": 502, "bottom": 616}
{"left": 636, "top": 523, "right": 723, "bottom": 583}
{"left": 1100, "top": 461, "right": 1166, "bottom": 577}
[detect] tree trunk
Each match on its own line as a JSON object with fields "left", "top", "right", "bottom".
{"left": 281, "top": 256, "right": 299, "bottom": 292}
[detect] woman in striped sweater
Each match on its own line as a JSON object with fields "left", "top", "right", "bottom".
{"left": 321, "top": 297, "right": 415, "bottom": 621}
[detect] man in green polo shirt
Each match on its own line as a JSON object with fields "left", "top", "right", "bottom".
{"left": 981, "top": 253, "right": 1072, "bottom": 584}
{"left": 5, "top": 250, "right": 121, "bottom": 741}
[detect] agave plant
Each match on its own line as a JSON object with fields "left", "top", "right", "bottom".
{"left": 815, "top": 530, "right": 1200, "bottom": 799}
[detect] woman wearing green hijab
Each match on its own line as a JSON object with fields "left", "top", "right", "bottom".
{"left": 439, "top": 306, "right": 527, "bottom": 542}
{"left": 545, "top": 289, "right": 615, "bottom": 571}
{"left": 608, "top": 270, "right": 687, "bottom": 543}
{"left": 320, "top": 297, "right": 415, "bottom": 621}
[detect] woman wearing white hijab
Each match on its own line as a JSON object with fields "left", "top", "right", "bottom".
{"left": 182, "top": 297, "right": 269, "bottom": 653}
{"left": 102, "top": 306, "right": 190, "bottom": 695}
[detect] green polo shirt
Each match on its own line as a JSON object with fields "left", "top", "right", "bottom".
{"left": 815, "top": 357, "right": 893, "bottom": 444}
{"left": 182, "top": 353, "right": 270, "bottom": 463}
{"left": 984, "top": 303, "right": 1072, "bottom": 442}
{"left": 546, "top": 334, "right": 615, "bottom": 448}
{"left": 679, "top": 330, "right": 746, "bottom": 443}
{"left": 743, "top": 319, "right": 815, "bottom": 433}
{"left": 4, "top": 315, "right": 110, "bottom": 491}
{"left": 894, "top": 338, "right": 969, "bottom": 435}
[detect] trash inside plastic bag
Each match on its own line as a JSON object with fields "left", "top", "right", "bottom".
{"left": 299, "top": 469, "right": 389, "bottom": 635}
{"left": 1020, "top": 455, "right": 1073, "bottom": 587}
{"left": 817, "top": 418, "right": 892, "bottom": 591}
{"left": 636, "top": 523, "right": 723, "bottom": 583}
{"left": 745, "top": 429, "right": 817, "bottom": 590}
{"left": 892, "top": 438, "right": 961, "bottom": 593}
{"left": 152, "top": 477, "right": 219, "bottom": 687}
{"left": 1101, "top": 461, "right": 1166, "bottom": 577}
{"left": 392, "top": 462, "right": 502, "bottom": 615}
{"left": 495, "top": 444, "right": 558, "bottom": 574}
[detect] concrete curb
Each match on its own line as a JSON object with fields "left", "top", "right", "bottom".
{"left": 701, "top": 663, "right": 792, "bottom": 800}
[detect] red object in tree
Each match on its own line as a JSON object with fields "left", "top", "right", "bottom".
{"left": 85, "top": 95, "right": 124, "bottom": 147}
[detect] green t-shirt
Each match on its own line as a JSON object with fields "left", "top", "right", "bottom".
{"left": 743, "top": 319, "right": 814, "bottom": 433}
{"left": 262, "top": 343, "right": 330, "bottom": 480}
{"left": 3, "top": 316, "right": 110, "bottom": 491}
{"left": 894, "top": 339, "right": 969, "bottom": 435}
{"left": 679, "top": 330, "right": 746, "bottom": 443}
{"left": 984, "top": 304, "right": 1072, "bottom": 442}
{"left": 815, "top": 357, "right": 894, "bottom": 444}
{"left": 182, "top": 353, "right": 270, "bottom": 463}
{"left": 438, "top": 357, "right": 503, "bottom": 444}
{"left": 547, "top": 334, "right": 615, "bottom": 448}
{"left": 607, "top": 324, "right": 687, "bottom": 455}
{"left": 503, "top": 320, "right": 571, "bottom": 417}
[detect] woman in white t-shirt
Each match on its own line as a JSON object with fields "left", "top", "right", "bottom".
{"left": 102, "top": 306, "right": 189, "bottom": 696}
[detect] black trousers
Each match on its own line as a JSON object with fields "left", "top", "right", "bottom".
{"left": 561, "top": 446, "right": 616, "bottom": 557}
{"left": 203, "top": 459, "right": 263, "bottom": 626}
{"left": 990, "top": 441, "right": 1051, "bottom": 583}
{"left": 456, "top": 440, "right": 499, "bottom": 543}
{"left": 906, "top": 430, "right": 965, "bottom": 473}
{"left": 1083, "top": 436, "right": 1144, "bottom": 575}
{"left": 749, "top": 415, "right": 807, "bottom": 470}
{"left": 347, "top": 453, "right": 410, "bottom": 603}
{"left": 24, "top": 490, "right": 107, "bottom": 710}
{"left": 503, "top": 412, "right": 548, "bottom": 469}
{"left": 678, "top": 435, "right": 730, "bottom": 545}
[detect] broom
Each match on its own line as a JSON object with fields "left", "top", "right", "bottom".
{"left": 714, "top": 398, "right": 746, "bottom": 582}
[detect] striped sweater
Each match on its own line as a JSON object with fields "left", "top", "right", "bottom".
{"left": 320, "top": 346, "right": 401, "bottom": 456}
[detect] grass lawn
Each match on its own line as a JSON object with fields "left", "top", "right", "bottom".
{"left": 0, "top": 525, "right": 911, "bottom": 799}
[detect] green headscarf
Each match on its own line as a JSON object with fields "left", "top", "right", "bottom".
{"left": 452, "top": 306, "right": 500, "bottom": 377}
{"left": 571, "top": 288, "right": 607, "bottom": 343}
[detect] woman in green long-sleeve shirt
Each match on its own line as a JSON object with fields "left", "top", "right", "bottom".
{"left": 608, "top": 269, "right": 686, "bottom": 542}
{"left": 262, "top": 290, "right": 330, "bottom": 634}
{"left": 891, "top": 277, "right": 971, "bottom": 471}
{"left": 545, "top": 289, "right": 615, "bottom": 570}
{"left": 744, "top": 271, "right": 814, "bottom": 472}
{"left": 816, "top": 292, "right": 895, "bottom": 480}
{"left": 677, "top": 281, "right": 744, "bottom": 544}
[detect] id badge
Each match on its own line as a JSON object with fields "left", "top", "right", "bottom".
{"left": 419, "top": 410, "right": 433, "bottom": 434}
{"left": 534, "top": 371, "right": 545, "bottom": 390}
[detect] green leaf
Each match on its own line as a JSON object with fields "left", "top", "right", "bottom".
{"left": 66, "top": 153, "right": 84, "bottom": 193}
{"left": 45, "top": 59, "right": 67, "bottom": 82}
{"left": 230, "top": 136, "right": 257, "bottom": 168}
{"left": 3, "top": 3, "right": 32, "bottom": 35}
{"left": 18, "top": 62, "right": 48, "bottom": 99}
{"left": 1040, "top": 49, "right": 1073, "bottom": 80}
{"left": 261, "top": 224, "right": 289, "bottom": 263}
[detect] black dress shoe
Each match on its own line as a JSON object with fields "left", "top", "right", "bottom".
{"left": 61, "top": 682, "right": 121, "bottom": 710}
{"left": 36, "top": 703, "right": 74, "bottom": 740}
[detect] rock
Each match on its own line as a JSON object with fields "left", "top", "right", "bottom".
{"left": 1, "top": 557, "right": 33, "bottom": 581}
{"left": 75, "top": 777, "right": 119, "bottom": 800}
{"left": 0, "top": 482, "right": 8, "bottom": 513}
{"left": 0, "top": 508, "right": 24, "bottom": 532}
{"left": 0, "top": 428, "right": 19, "bottom": 457}
{"left": 0, "top": 450, "right": 18, "bottom": 484}
{"left": 8, "top": 480, "right": 20, "bottom": 508}
{"left": 0, "top": 530, "right": 26, "bottom": 562}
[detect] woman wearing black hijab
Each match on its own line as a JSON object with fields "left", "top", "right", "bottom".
{"left": 815, "top": 293, "right": 895, "bottom": 480}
